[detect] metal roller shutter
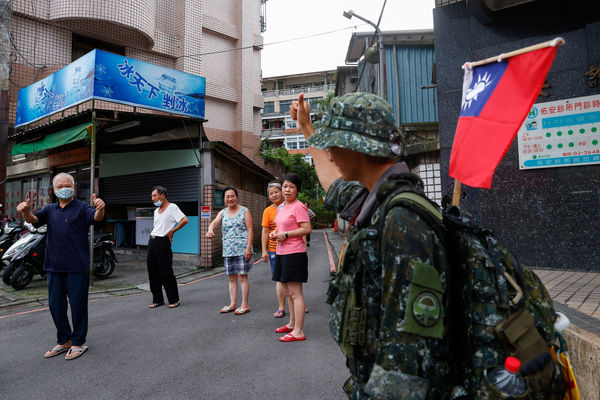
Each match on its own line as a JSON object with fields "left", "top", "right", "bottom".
{"left": 100, "top": 167, "right": 199, "bottom": 204}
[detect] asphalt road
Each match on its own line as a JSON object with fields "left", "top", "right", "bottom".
{"left": 0, "top": 232, "right": 347, "bottom": 400}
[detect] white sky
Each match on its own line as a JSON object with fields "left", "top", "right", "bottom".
{"left": 261, "top": 0, "right": 435, "bottom": 78}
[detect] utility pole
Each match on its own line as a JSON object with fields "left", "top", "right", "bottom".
{"left": 0, "top": 0, "right": 11, "bottom": 215}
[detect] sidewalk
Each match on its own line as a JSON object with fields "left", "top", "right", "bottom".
{"left": 0, "top": 251, "right": 224, "bottom": 313}
{"left": 324, "top": 229, "right": 600, "bottom": 337}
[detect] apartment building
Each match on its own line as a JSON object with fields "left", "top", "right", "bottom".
{"left": 261, "top": 70, "right": 337, "bottom": 165}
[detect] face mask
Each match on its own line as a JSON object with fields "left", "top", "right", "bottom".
{"left": 153, "top": 200, "right": 162, "bottom": 207}
{"left": 55, "top": 187, "right": 74, "bottom": 200}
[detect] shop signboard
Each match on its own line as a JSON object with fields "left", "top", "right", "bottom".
{"left": 15, "top": 49, "right": 206, "bottom": 127}
{"left": 518, "top": 94, "right": 600, "bottom": 169}
{"left": 48, "top": 146, "right": 90, "bottom": 167}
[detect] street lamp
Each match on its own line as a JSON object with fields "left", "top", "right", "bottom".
{"left": 343, "top": 9, "right": 386, "bottom": 99}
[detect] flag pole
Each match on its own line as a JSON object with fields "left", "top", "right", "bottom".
{"left": 463, "top": 37, "right": 565, "bottom": 69}
{"left": 452, "top": 179, "right": 462, "bottom": 206}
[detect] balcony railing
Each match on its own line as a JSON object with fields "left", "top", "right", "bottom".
{"left": 262, "top": 83, "right": 335, "bottom": 98}
{"left": 261, "top": 128, "right": 285, "bottom": 138}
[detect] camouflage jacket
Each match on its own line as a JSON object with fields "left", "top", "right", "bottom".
{"left": 326, "top": 163, "right": 453, "bottom": 400}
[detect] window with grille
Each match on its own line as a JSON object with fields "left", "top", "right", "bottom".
{"left": 414, "top": 152, "right": 442, "bottom": 205}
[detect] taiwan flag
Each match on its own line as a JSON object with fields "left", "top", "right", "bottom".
{"left": 449, "top": 45, "right": 559, "bottom": 188}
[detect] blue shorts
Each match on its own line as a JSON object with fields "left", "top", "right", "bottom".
{"left": 268, "top": 251, "right": 277, "bottom": 275}
{"left": 224, "top": 255, "right": 253, "bottom": 275}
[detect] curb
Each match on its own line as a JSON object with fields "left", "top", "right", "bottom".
{"left": 0, "top": 266, "right": 225, "bottom": 312}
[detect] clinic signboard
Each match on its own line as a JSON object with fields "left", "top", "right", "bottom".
{"left": 518, "top": 94, "right": 600, "bottom": 169}
{"left": 15, "top": 49, "right": 206, "bottom": 127}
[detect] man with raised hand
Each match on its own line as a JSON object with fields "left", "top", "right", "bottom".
{"left": 17, "top": 172, "right": 105, "bottom": 360}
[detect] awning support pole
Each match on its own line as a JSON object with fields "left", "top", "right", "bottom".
{"left": 89, "top": 111, "right": 96, "bottom": 287}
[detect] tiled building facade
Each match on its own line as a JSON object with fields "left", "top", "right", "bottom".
{"left": 8, "top": 0, "right": 266, "bottom": 168}
{"left": 4, "top": 0, "right": 273, "bottom": 266}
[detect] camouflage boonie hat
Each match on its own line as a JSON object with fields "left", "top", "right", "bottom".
{"left": 308, "top": 92, "right": 404, "bottom": 158}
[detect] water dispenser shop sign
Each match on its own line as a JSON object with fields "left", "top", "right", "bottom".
{"left": 15, "top": 49, "right": 206, "bottom": 127}
{"left": 518, "top": 94, "right": 600, "bottom": 170}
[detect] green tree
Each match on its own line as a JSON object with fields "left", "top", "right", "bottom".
{"left": 311, "top": 90, "right": 335, "bottom": 129}
{"left": 259, "top": 142, "right": 324, "bottom": 201}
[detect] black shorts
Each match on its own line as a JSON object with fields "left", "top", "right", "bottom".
{"left": 272, "top": 252, "right": 308, "bottom": 283}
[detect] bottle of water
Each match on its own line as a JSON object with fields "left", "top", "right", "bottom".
{"left": 488, "top": 356, "right": 527, "bottom": 396}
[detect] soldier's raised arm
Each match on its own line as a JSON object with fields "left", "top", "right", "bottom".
{"left": 290, "top": 93, "right": 341, "bottom": 192}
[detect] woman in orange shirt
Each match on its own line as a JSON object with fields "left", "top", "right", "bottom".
{"left": 261, "top": 182, "right": 286, "bottom": 318}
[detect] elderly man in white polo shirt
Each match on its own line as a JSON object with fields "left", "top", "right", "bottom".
{"left": 147, "top": 185, "right": 188, "bottom": 309}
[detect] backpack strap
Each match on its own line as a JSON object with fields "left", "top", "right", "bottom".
{"left": 384, "top": 189, "right": 446, "bottom": 241}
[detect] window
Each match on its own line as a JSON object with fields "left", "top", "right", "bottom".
{"left": 286, "top": 137, "right": 298, "bottom": 149}
{"left": 306, "top": 98, "right": 320, "bottom": 111}
{"left": 414, "top": 153, "right": 442, "bottom": 206}
{"left": 298, "top": 138, "right": 309, "bottom": 149}
{"left": 279, "top": 100, "right": 293, "bottom": 113}
{"left": 285, "top": 116, "right": 297, "bottom": 130}
{"left": 72, "top": 34, "right": 125, "bottom": 61}
{"left": 263, "top": 101, "right": 274, "bottom": 114}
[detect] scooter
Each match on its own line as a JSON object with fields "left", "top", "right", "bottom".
{"left": 93, "top": 233, "right": 118, "bottom": 279}
{"left": 0, "top": 223, "right": 27, "bottom": 270}
{"left": 1, "top": 223, "right": 46, "bottom": 290}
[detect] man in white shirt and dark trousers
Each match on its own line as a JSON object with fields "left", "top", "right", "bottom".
{"left": 147, "top": 186, "right": 188, "bottom": 309}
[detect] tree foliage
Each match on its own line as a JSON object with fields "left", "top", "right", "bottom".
{"left": 260, "top": 142, "right": 324, "bottom": 202}
{"left": 259, "top": 90, "right": 337, "bottom": 226}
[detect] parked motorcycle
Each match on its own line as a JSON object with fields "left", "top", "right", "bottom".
{"left": 0, "top": 223, "right": 27, "bottom": 270}
{"left": 2, "top": 223, "right": 46, "bottom": 290}
{"left": 93, "top": 233, "right": 118, "bottom": 279}
{"left": 2, "top": 227, "right": 118, "bottom": 290}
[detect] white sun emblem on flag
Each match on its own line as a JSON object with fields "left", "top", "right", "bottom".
{"left": 462, "top": 72, "right": 493, "bottom": 110}
{"left": 101, "top": 85, "right": 114, "bottom": 97}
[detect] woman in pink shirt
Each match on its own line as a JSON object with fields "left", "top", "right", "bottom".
{"left": 269, "top": 173, "right": 311, "bottom": 342}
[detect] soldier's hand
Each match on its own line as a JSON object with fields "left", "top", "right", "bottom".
{"left": 290, "top": 93, "right": 313, "bottom": 138}
{"left": 17, "top": 198, "right": 31, "bottom": 213}
{"left": 92, "top": 193, "right": 105, "bottom": 210}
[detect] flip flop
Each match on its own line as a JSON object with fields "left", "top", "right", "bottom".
{"left": 274, "top": 309, "right": 285, "bottom": 318}
{"left": 278, "top": 333, "right": 306, "bottom": 342}
{"left": 169, "top": 301, "right": 180, "bottom": 308}
{"left": 234, "top": 307, "right": 250, "bottom": 315}
{"left": 65, "top": 345, "right": 88, "bottom": 360}
{"left": 275, "top": 325, "right": 293, "bottom": 333}
{"left": 220, "top": 305, "right": 236, "bottom": 313}
{"left": 149, "top": 302, "right": 164, "bottom": 309}
{"left": 44, "top": 345, "right": 70, "bottom": 358}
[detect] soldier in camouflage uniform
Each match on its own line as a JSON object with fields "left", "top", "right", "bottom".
{"left": 290, "top": 93, "right": 454, "bottom": 399}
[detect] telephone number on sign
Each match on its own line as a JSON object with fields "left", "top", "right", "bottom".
{"left": 562, "top": 150, "right": 600, "bottom": 156}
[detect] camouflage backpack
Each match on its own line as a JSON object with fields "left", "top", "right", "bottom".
{"left": 388, "top": 190, "right": 566, "bottom": 399}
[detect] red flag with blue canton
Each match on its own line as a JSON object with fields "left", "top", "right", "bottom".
{"left": 449, "top": 46, "right": 559, "bottom": 188}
